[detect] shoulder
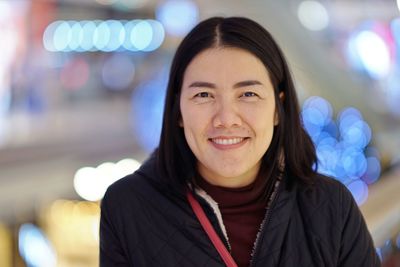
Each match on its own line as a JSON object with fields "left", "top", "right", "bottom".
{"left": 102, "top": 155, "right": 164, "bottom": 212}
{"left": 101, "top": 172, "right": 148, "bottom": 216}
{"left": 296, "top": 174, "right": 352, "bottom": 205}
{"left": 293, "top": 174, "right": 358, "bottom": 226}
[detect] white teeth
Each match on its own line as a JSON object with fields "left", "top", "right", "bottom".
{"left": 212, "top": 138, "right": 244, "bottom": 145}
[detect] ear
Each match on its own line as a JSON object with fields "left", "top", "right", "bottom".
{"left": 274, "top": 92, "right": 285, "bottom": 126}
{"left": 179, "top": 117, "right": 184, "bottom": 127}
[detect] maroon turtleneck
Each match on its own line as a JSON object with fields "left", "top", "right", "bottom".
{"left": 196, "top": 174, "right": 267, "bottom": 267}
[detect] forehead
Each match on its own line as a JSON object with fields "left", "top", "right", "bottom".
{"left": 183, "top": 47, "right": 270, "bottom": 82}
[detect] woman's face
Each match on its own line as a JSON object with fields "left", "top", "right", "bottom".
{"left": 180, "top": 47, "right": 278, "bottom": 187}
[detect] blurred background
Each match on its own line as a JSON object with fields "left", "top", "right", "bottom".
{"left": 0, "top": 0, "right": 399, "bottom": 266}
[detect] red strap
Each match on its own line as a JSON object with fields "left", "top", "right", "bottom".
{"left": 187, "top": 190, "right": 238, "bottom": 267}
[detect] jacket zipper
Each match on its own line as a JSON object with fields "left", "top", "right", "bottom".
{"left": 249, "top": 178, "right": 282, "bottom": 267}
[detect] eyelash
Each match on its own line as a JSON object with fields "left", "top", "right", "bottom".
{"left": 194, "top": 92, "right": 212, "bottom": 98}
{"left": 193, "top": 91, "right": 259, "bottom": 98}
{"left": 241, "top": 91, "right": 258, "bottom": 97}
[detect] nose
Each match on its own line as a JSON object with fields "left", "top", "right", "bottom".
{"left": 212, "top": 99, "right": 242, "bottom": 128}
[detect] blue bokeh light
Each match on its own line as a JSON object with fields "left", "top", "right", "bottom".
{"left": 43, "top": 19, "right": 165, "bottom": 53}
{"left": 68, "top": 21, "right": 83, "bottom": 51}
{"left": 53, "top": 21, "right": 71, "bottom": 52}
{"left": 43, "top": 21, "right": 62, "bottom": 52}
{"left": 131, "top": 79, "right": 167, "bottom": 152}
{"left": 131, "top": 20, "right": 153, "bottom": 51}
{"left": 80, "top": 21, "right": 96, "bottom": 51}
{"left": 338, "top": 107, "right": 363, "bottom": 122}
{"left": 362, "top": 157, "right": 381, "bottom": 185}
{"left": 346, "top": 179, "right": 368, "bottom": 206}
{"left": 143, "top": 20, "right": 165, "bottom": 51}
{"left": 156, "top": 0, "right": 199, "bottom": 37}
{"left": 106, "top": 20, "right": 125, "bottom": 51}
{"left": 302, "top": 96, "right": 381, "bottom": 205}
{"left": 93, "top": 20, "right": 111, "bottom": 51}
{"left": 19, "top": 223, "right": 56, "bottom": 267}
{"left": 341, "top": 147, "right": 367, "bottom": 179}
{"left": 123, "top": 20, "right": 140, "bottom": 51}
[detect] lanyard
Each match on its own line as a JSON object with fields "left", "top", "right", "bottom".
{"left": 186, "top": 190, "right": 238, "bottom": 267}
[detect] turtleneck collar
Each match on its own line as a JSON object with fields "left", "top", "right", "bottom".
{"left": 195, "top": 171, "right": 267, "bottom": 209}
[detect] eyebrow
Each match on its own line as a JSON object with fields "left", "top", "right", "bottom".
{"left": 188, "top": 80, "right": 263, "bottom": 89}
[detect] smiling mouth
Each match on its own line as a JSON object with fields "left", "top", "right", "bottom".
{"left": 209, "top": 137, "right": 249, "bottom": 145}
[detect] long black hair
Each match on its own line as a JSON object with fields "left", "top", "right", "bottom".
{"left": 156, "top": 17, "right": 317, "bottom": 194}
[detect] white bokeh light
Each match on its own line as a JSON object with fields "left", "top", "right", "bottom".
{"left": 297, "top": 0, "right": 329, "bottom": 31}
{"left": 355, "top": 30, "right": 390, "bottom": 79}
{"left": 74, "top": 167, "right": 105, "bottom": 201}
{"left": 115, "top": 158, "right": 141, "bottom": 178}
{"left": 73, "top": 159, "right": 141, "bottom": 201}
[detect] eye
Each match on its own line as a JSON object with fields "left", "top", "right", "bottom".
{"left": 194, "top": 92, "right": 212, "bottom": 98}
{"left": 241, "top": 91, "right": 258, "bottom": 98}
{"left": 191, "top": 91, "right": 214, "bottom": 103}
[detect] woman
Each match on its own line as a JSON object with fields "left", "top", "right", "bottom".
{"left": 100, "top": 17, "right": 380, "bottom": 267}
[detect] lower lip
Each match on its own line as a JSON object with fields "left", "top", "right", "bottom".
{"left": 209, "top": 138, "right": 249, "bottom": 150}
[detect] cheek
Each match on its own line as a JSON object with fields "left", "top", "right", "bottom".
{"left": 243, "top": 105, "right": 276, "bottom": 130}
{"left": 181, "top": 109, "right": 206, "bottom": 143}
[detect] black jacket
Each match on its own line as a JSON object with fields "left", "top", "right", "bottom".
{"left": 100, "top": 157, "right": 380, "bottom": 266}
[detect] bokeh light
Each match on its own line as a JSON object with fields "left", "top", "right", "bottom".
{"left": 356, "top": 31, "right": 390, "bottom": 79}
{"left": 131, "top": 79, "right": 167, "bottom": 152}
{"left": 297, "top": 0, "right": 329, "bottom": 31}
{"left": 346, "top": 179, "right": 368, "bottom": 205}
{"left": 143, "top": 20, "right": 165, "bottom": 51}
{"left": 347, "top": 29, "right": 391, "bottom": 80}
{"left": 74, "top": 167, "right": 103, "bottom": 202}
{"left": 19, "top": 224, "right": 56, "bottom": 267}
{"left": 301, "top": 96, "right": 333, "bottom": 140}
{"left": 156, "top": 0, "right": 199, "bottom": 36}
{"left": 68, "top": 21, "right": 83, "bottom": 51}
{"left": 43, "top": 19, "right": 165, "bottom": 52}
{"left": 80, "top": 21, "right": 97, "bottom": 51}
{"left": 105, "top": 20, "right": 125, "bottom": 52}
{"left": 43, "top": 21, "right": 63, "bottom": 52}
{"left": 53, "top": 21, "right": 72, "bottom": 52}
{"left": 362, "top": 157, "right": 381, "bottom": 184}
{"left": 123, "top": 20, "right": 140, "bottom": 51}
{"left": 93, "top": 20, "right": 111, "bottom": 51}
{"left": 302, "top": 96, "right": 381, "bottom": 205}
{"left": 73, "top": 158, "right": 141, "bottom": 201}
{"left": 131, "top": 20, "right": 153, "bottom": 50}
{"left": 102, "top": 53, "right": 135, "bottom": 90}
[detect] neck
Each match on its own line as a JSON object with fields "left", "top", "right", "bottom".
{"left": 197, "top": 164, "right": 260, "bottom": 188}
